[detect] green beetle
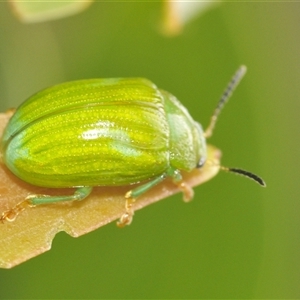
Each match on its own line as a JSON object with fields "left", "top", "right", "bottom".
{"left": 0, "top": 66, "right": 265, "bottom": 227}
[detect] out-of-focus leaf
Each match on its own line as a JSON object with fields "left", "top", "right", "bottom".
{"left": 9, "top": 0, "right": 93, "bottom": 23}
{"left": 162, "top": 0, "right": 220, "bottom": 36}
{"left": 0, "top": 111, "right": 221, "bottom": 268}
{"left": 9, "top": 0, "right": 217, "bottom": 33}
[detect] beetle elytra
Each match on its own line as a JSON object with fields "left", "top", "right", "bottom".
{"left": 0, "top": 66, "right": 265, "bottom": 227}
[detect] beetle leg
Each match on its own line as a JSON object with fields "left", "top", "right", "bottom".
{"left": 117, "top": 174, "right": 167, "bottom": 228}
{"left": 175, "top": 182, "right": 194, "bottom": 202}
{"left": 0, "top": 187, "right": 92, "bottom": 223}
{"left": 167, "top": 168, "right": 194, "bottom": 202}
{"left": 26, "top": 187, "right": 93, "bottom": 205}
{"left": 116, "top": 192, "right": 135, "bottom": 228}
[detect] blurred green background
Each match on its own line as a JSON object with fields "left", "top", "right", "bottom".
{"left": 0, "top": 2, "right": 299, "bottom": 299}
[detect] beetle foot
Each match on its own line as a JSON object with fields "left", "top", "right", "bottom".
{"left": 0, "top": 199, "right": 35, "bottom": 223}
{"left": 116, "top": 191, "right": 135, "bottom": 228}
{"left": 117, "top": 210, "right": 134, "bottom": 228}
{"left": 5, "top": 107, "right": 16, "bottom": 117}
{"left": 177, "top": 181, "right": 194, "bottom": 202}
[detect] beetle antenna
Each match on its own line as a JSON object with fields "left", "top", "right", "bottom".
{"left": 205, "top": 159, "right": 266, "bottom": 187}
{"left": 204, "top": 65, "right": 247, "bottom": 138}
{"left": 220, "top": 165, "right": 266, "bottom": 187}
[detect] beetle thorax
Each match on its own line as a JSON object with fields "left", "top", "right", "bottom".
{"left": 161, "top": 90, "right": 206, "bottom": 172}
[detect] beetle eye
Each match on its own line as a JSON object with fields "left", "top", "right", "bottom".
{"left": 196, "top": 157, "right": 206, "bottom": 168}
